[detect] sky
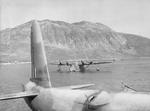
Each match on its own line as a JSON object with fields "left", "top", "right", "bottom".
{"left": 1, "top": 0, "right": 150, "bottom": 38}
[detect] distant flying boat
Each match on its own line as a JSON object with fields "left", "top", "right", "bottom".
{"left": 50, "top": 59, "right": 115, "bottom": 72}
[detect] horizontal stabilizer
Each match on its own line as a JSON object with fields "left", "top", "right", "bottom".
{"left": 0, "top": 91, "right": 38, "bottom": 100}
{"left": 59, "top": 84, "right": 95, "bottom": 90}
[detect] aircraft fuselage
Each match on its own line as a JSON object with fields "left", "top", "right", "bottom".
{"left": 28, "top": 88, "right": 150, "bottom": 111}
{"left": 29, "top": 88, "right": 96, "bottom": 111}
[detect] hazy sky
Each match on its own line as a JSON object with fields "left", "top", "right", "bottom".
{"left": 1, "top": 0, "right": 150, "bottom": 38}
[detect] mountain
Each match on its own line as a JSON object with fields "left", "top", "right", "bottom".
{"left": 0, "top": 20, "right": 150, "bottom": 62}
{"left": 120, "top": 33, "right": 150, "bottom": 57}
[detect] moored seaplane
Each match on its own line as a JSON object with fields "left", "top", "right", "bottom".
{"left": 50, "top": 59, "right": 115, "bottom": 72}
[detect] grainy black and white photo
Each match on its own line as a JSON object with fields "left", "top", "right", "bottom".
{"left": 0, "top": 0, "right": 150, "bottom": 111}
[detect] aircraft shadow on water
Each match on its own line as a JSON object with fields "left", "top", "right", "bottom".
{"left": 0, "top": 20, "right": 150, "bottom": 111}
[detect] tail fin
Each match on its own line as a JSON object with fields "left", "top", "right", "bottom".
{"left": 30, "top": 20, "right": 51, "bottom": 88}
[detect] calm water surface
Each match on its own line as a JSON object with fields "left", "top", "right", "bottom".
{"left": 0, "top": 57, "right": 150, "bottom": 111}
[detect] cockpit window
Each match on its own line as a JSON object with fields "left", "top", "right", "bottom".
{"left": 88, "top": 95, "right": 96, "bottom": 102}
{"left": 85, "top": 92, "right": 100, "bottom": 110}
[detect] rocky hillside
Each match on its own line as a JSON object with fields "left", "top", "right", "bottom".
{"left": 0, "top": 20, "right": 150, "bottom": 62}
{"left": 120, "top": 33, "right": 150, "bottom": 57}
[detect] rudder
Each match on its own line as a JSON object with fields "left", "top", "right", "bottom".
{"left": 30, "top": 20, "right": 51, "bottom": 88}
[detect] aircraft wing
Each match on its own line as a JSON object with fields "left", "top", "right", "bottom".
{"left": 82, "top": 61, "right": 113, "bottom": 65}
{"left": 49, "top": 61, "right": 73, "bottom": 66}
{"left": 49, "top": 59, "right": 100, "bottom": 65}
{"left": 0, "top": 91, "right": 38, "bottom": 100}
{"left": 59, "top": 84, "right": 95, "bottom": 90}
{"left": 49, "top": 58, "right": 115, "bottom": 66}
{"left": 49, "top": 62, "right": 66, "bottom": 65}
{"left": 56, "top": 59, "right": 112, "bottom": 63}
{"left": 92, "top": 61, "right": 113, "bottom": 64}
